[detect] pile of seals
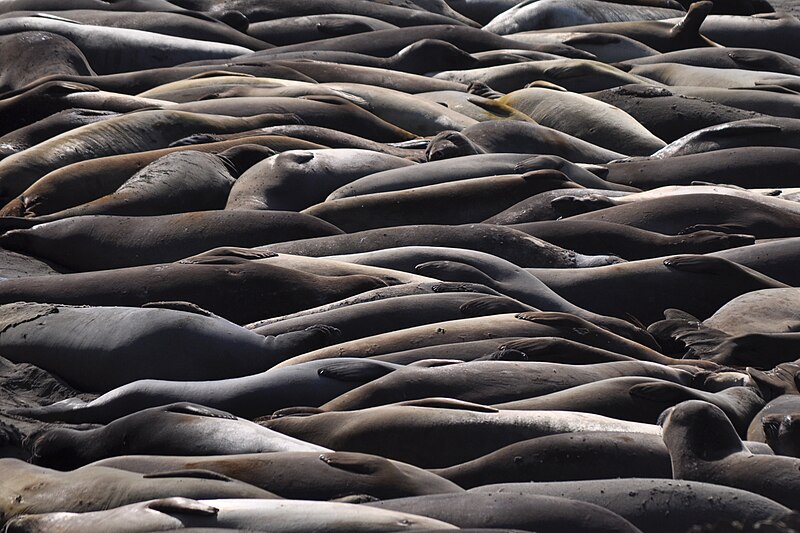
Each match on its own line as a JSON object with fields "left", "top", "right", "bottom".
{"left": 0, "top": 0, "right": 799, "bottom": 531}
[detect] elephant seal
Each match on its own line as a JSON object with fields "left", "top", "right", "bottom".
{"left": 621, "top": 47, "right": 800, "bottom": 76}
{"left": 484, "top": 188, "right": 632, "bottom": 224}
{"left": 0, "top": 211, "right": 343, "bottom": 271}
{"left": 4, "top": 497, "right": 458, "bottom": 533}
{"left": 184, "top": 0, "right": 471, "bottom": 27}
{"left": 648, "top": 117, "right": 800, "bottom": 159}
{"left": 9, "top": 61, "right": 319, "bottom": 95}
{"left": 433, "top": 59, "right": 652, "bottom": 94}
{"left": 0, "top": 16, "right": 253, "bottom": 74}
{"left": 483, "top": 0, "right": 684, "bottom": 34}
{"left": 92, "top": 450, "right": 463, "bottom": 499}
{"left": 565, "top": 193, "right": 800, "bottom": 239}
{"left": 0, "top": 135, "right": 324, "bottom": 218}
{"left": 496, "top": 377, "right": 764, "bottom": 435}
{"left": 262, "top": 224, "right": 615, "bottom": 269}
{"left": 0, "top": 260, "right": 390, "bottom": 325}
{"left": 536, "top": 1, "right": 717, "bottom": 52}
{"left": 365, "top": 492, "right": 644, "bottom": 532}
{"left": 458, "top": 120, "right": 627, "bottom": 162}
{"left": 0, "top": 108, "right": 117, "bottom": 160}
{"left": 220, "top": 124, "right": 426, "bottom": 160}
{"left": 253, "top": 24, "right": 589, "bottom": 58}
{"left": 0, "top": 302, "right": 342, "bottom": 391}
{"left": 10, "top": 358, "right": 402, "bottom": 424}
{"left": 527, "top": 255, "right": 788, "bottom": 325}
{"left": 262, "top": 400, "right": 659, "bottom": 468}
{"left": 667, "top": 86, "right": 800, "bottom": 119}
{"left": 496, "top": 86, "right": 665, "bottom": 156}
{"left": 0, "top": 31, "right": 94, "bottom": 93}
{"left": 247, "top": 281, "right": 503, "bottom": 329}
{"left": 592, "top": 146, "right": 800, "bottom": 189}
{"left": 416, "top": 90, "right": 538, "bottom": 124}
{"left": 168, "top": 95, "right": 419, "bottom": 142}
{"left": 0, "top": 459, "right": 276, "bottom": 524}
{"left": 25, "top": 149, "right": 242, "bottom": 222}
{"left": 266, "top": 59, "right": 468, "bottom": 93}
{"left": 626, "top": 63, "right": 800, "bottom": 90}
{"left": 505, "top": 31, "right": 660, "bottom": 63}
{"left": 327, "top": 153, "right": 534, "bottom": 199}
{"left": 747, "top": 393, "right": 800, "bottom": 443}
{"left": 510, "top": 220, "right": 753, "bottom": 260}
{"left": 226, "top": 148, "right": 415, "bottom": 211}
{"left": 320, "top": 363, "right": 696, "bottom": 412}
{"left": 763, "top": 412, "right": 800, "bottom": 458}
{"left": 302, "top": 170, "right": 580, "bottom": 232}
{"left": 471, "top": 479, "right": 792, "bottom": 533}
{"left": 371, "top": 336, "right": 641, "bottom": 365}
{"left": 253, "top": 293, "right": 532, "bottom": 343}
{"left": 27, "top": 403, "right": 329, "bottom": 470}
{"left": 700, "top": 288, "right": 800, "bottom": 336}
{"left": 431, "top": 431, "right": 673, "bottom": 488}
{"left": 0, "top": 81, "right": 132, "bottom": 137}
{"left": 0, "top": 110, "right": 300, "bottom": 207}
{"left": 662, "top": 400, "right": 800, "bottom": 509}
{"left": 318, "top": 82, "right": 479, "bottom": 136}
{"left": 586, "top": 85, "right": 763, "bottom": 143}
{"left": 3, "top": 9, "right": 272, "bottom": 49}
{"left": 319, "top": 246, "right": 662, "bottom": 349}
{"left": 246, "top": 39, "right": 482, "bottom": 76}
{"left": 712, "top": 237, "right": 800, "bottom": 286}
{"left": 693, "top": 12, "right": 800, "bottom": 57}
{"left": 274, "top": 310, "right": 664, "bottom": 369}
{"left": 246, "top": 14, "right": 395, "bottom": 46}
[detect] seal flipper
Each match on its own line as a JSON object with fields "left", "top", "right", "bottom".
{"left": 476, "top": 348, "right": 530, "bottom": 361}
{"left": 144, "top": 469, "right": 240, "bottom": 483}
{"left": 319, "top": 451, "right": 384, "bottom": 475}
{"left": 317, "top": 19, "right": 374, "bottom": 38}
{"left": 141, "top": 301, "right": 216, "bottom": 317}
{"left": 747, "top": 365, "right": 800, "bottom": 399}
{"left": 704, "top": 122, "right": 783, "bottom": 138}
{"left": 629, "top": 382, "right": 699, "bottom": 402}
{"left": 317, "top": 360, "right": 396, "bottom": 383}
{"left": 669, "top": 1, "right": 715, "bottom": 41}
{"left": 467, "top": 96, "right": 535, "bottom": 121}
{"left": 266, "top": 324, "right": 341, "bottom": 355}
{"left": 663, "top": 255, "right": 738, "bottom": 275}
{"left": 459, "top": 295, "right": 534, "bottom": 318}
{"left": 146, "top": 497, "right": 219, "bottom": 516}
{"left": 425, "top": 130, "right": 485, "bottom": 161}
{"left": 498, "top": 337, "right": 635, "bottom": 363}
{"left": 268, "top": 407, "right": 325, "bottom": 419}
{"left": 396, "top": 397, "right": 499, "bottom": 413}
{"left": 550, "top": 195, "right": 616, "bottom": 218}
{"left": 679, "top": 223, "right": 750, "bottom": 235}
{"left": 415, "top": 261, "right": 498, "bottom": 286}
{"left": 163, "top": 402, "right": 237, "bottom": 420}
{"left": 8, "top": 397, "right": 89, "bottom": 421}
{"left": 467, "top": 81, "right": 505, "bottom": 100}
{"left": 180, "top": 246, "right": 278, "bottom": 264}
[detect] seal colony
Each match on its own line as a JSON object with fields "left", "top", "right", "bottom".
{"left": 0, "top": 0, "right": 799, "bottom": 531}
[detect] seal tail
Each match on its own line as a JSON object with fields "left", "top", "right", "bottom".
{"left": 648, "top": 308, "right": 731, "bottom": 358}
